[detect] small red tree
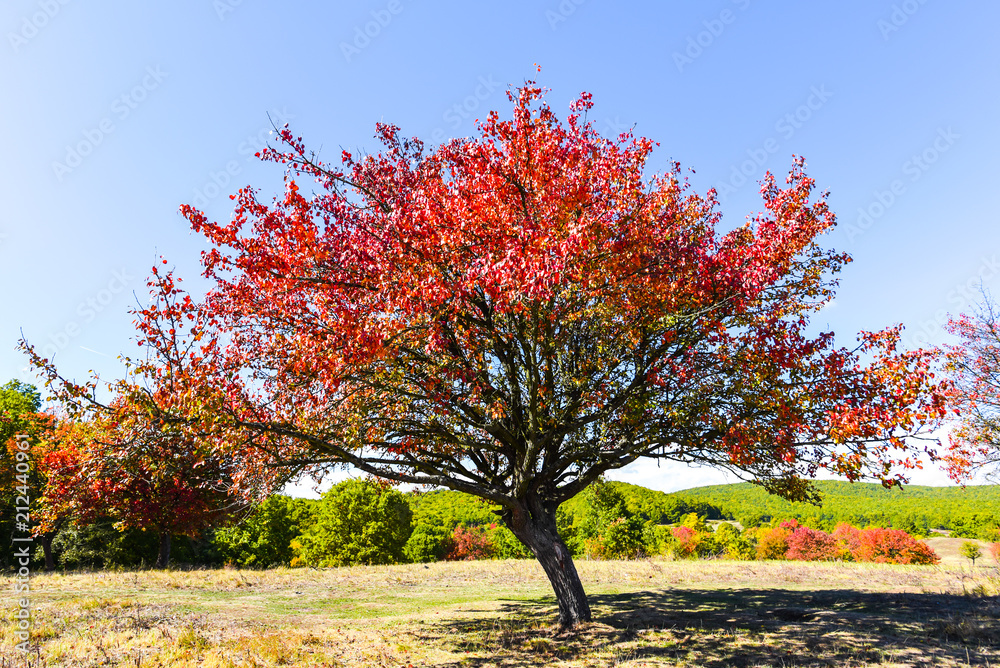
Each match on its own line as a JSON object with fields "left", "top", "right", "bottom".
{"left": 37, "top": 412, "right": 244, "bottom": 568}
{"left": 444, "top": 525, "right": 496, "bottom": 561}
{"left": 0, "top": 383, "right": 62, "bottom": 570}
{"left": 670, "top": 525, "right": 701, "bottom": 559}
{"left": 24, "top": 270, "right": 290, "bottom": 568}
{"left": 785, "top": 526, "right": 838, "bottom": 561}
{"left": 25, "top": 83, "right": 952, "bottom": 626}
{"left": 832, "top": 522, "right": 863, "bottom": 560}
{"left": 945, "top": 299, "right": 1000, "bottom": 480}
{"left": 852, "top": 528, "right": 939, "bottom": 565}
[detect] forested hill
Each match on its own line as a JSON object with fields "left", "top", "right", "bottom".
{"left": 408, "top": 480, "right": 1000, "bottom": 539}
{"left": 671, "top": 480, "right": 1000, "bottom": 536}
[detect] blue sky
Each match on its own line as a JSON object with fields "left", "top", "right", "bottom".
{"left": 2, "top": 1, "right": 997, "bottom": 493}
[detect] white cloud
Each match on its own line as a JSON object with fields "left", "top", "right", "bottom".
{"left": 605, "top": 459, "right": 739, "bottom": 493}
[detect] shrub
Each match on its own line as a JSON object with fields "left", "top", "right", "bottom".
{"left": 786, "top": 526, "right": 838, "bottom": 561}
{"left": 714, "top": 523, "right": 755, "bottom": 560}
{"left": 852, "top": 528, "right": 939, "bottom": 565}
{"left": 981, "top": 524, "right": 1000, "bottom": 542}
{"left": 738, "top": 512, "right": 769, "bottom": 529}
{"left": 294, "top": 479, "right": 412, "bottom": 567}
{"left": 648, "top": 525, "right": 676, "bottom": 556}
{"left": 670, "top": 525, "right": 701, "bottom": 559}
{"left": 679, "top": 513, "right": 709, "bottom": 532}
{"left": 403, "top": 524, "right": 449, "bottom": 563}
{"left": 712, "top": 522, "right": 738, "bottom": 556}
{"left": 603, "top": 516, "right": 647, "bottom": 559}
{"left": 755, "top": 525, "right": 791, "bottom": 561}
{"left": 577, "top": 480, "right": 630, "bottom": 543}
{"left": 574, "top": 480, "right": 649, "bottom": 560}
{"left": 662, "top": 515, "right": 721, "bottom": 559}
{"left": 214, "top": 495, "right": 316, "bottom": 568}
{"left": 444, "top": 525, "right": 495, "bottom": 560}
{"left": 49, "top": 520, "right": 161, "bottom": 569}
{"left": 990, "top": 542, "right": 1000, "bottom": 565}
{"left": 583, "top": 536, "right": 608, "bottom": 559}
{"left": 832, "top": 522, "right": 862, "bottom": 561}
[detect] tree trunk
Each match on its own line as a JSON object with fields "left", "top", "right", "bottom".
{"left": 507, "top": 499, "right": 592, "bottom": 627}
{"left": 155, "top": 532, "right": 171, "bottom": 569}
{"left": 42, "top": 532, "right": 56, "bottom": 572}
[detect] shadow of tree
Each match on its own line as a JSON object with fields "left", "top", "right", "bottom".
{"left": 416, "top": 588, "right": 1000, "bottom": 667}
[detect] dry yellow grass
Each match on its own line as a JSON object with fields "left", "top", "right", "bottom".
{"left": 925, "top": 536, "right": 996, "bottom": 568}
{"left": 2, "top": 558, "right": 999, "bottom": 667}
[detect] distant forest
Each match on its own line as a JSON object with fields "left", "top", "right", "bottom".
{"left": 408, "top": 478, "right": 1000, "bottom": 540}
{"left": 559, "top": 480, "right": 1000, "bottom": 539}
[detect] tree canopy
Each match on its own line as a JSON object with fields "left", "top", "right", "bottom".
{"left": 294, "top": 479, "right": 412, "bottom": 567}
{"left": 25, "top": 83, "right": 952, "bottom": 626}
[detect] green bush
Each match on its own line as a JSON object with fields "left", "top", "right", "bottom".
{"left": 574, "top": 480, "right": 653, "bottom": 559}
{"left": 403, "top": 524, "right": 449, "bottom": 563}
{"left": 556, "top": 506, "right": 582, "bottom": 556}
{"left": 294, "top": 479, "right": 412, "bottom": 567}
{"left": 214, "top": 495, "right": 316, "bottom": 567}
{"left": 713, "top": 522, "right": 755, "bottom": 560}
{"left": 602, "top": 516, "right": 647, "bottom": 559}
{"left": 648, "top": 525, "right": 675, "bottom": 556}
{"left": 49, "top": 520, "right": 160, "bottom": 569}
{"left": 487, "top": 524, "right": 533, "bottom": 559}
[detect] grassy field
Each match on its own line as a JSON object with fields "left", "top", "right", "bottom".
{"left": 2, "top": 540, "right": 998, "bottom": 667}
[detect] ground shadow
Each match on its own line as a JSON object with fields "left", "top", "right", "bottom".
{"left": 420, "top": 588, "right": 1000, "bottom": 667}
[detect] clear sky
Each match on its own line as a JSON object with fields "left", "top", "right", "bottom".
{"left": 2, "top": 1, "right": 997, "bottom": 493}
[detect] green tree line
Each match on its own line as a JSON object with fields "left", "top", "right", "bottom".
{"left": 671, "top": 480, "right": 1000, "bottom": 540}
{"left": 7, "top": 462, "right": 999, "bottom": 570}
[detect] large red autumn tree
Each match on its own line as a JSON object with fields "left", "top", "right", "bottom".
{"left": 30, "top": 83, "right": 949, "bottom": 626}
